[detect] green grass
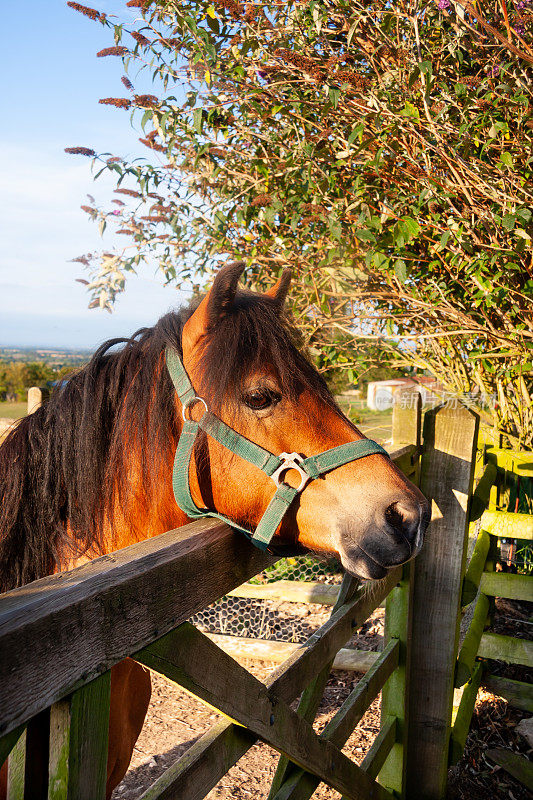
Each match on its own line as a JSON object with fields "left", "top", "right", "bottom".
{"left": 0, "top": 402, "right": 27, "bottom": 419}
{"left": 336, "top": 399, "right": 392, "bottom": 444}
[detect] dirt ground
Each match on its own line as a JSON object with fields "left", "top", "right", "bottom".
{"left": 112, "top": 600, "right": 532, "bottom": 800}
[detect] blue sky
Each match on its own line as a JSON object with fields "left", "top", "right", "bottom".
{"left": 0, "top": 1, "right": 188, "bottom": 349}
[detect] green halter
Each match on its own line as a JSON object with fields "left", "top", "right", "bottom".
{"left": 166, "top": 348, "right": 388, "bottom": 553}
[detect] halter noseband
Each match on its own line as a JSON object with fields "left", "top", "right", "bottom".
{"left": 166, "top": 348, "right": 388, "bottom": 554}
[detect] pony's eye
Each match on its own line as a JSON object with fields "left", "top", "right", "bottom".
{"left": 243, "top": 388, "right": 281, "bottom": 411}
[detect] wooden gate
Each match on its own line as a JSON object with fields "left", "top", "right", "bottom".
{"left": 0, "top": 395, "right": 484, "bottom": 800}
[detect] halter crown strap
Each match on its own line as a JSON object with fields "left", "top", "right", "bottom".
{"left": 166, "top": 347, "right": 388, "bottom": 553}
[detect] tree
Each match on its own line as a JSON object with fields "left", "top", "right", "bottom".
{"left": 67, "top": 0, "right": 533, "bottom": 445}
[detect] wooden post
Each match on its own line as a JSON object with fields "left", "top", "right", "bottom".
{"left": 378, "top": 387, "right": 421, "bottom": 798}
{"left": 27, "top": 387, "right": 42, "bottom": 415}
{"left": 405, "top": 403, "right": 479, "bottom": 800}
{"left": 391, "top": 387, "right": 422, "bottom": 482}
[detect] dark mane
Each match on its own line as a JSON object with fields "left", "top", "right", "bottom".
{"left": 0, "top": 291, "right": 335, "bottom": 592}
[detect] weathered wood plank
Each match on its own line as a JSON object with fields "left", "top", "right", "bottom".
{"left": 135, "top": 623, "right": 394, "bottom": 800}
{"left": 321, "top": 639, "right": 399, "bottom": 745}
{"left": 478, "top": 632, "right": 533, "bottom": 667}
{"left": 48, "top": 672, "right": 111, "bottom": 800}
{"left": 479, "top": 510, "right": 533, "bottom": 540}
{"left": 6, "top": 730, "right": 26, "bottom": 800}
{"left": 462, "top": 531, "right": 491, "bottom": 606}
{"left": 449, "top": 663, "right": 483, "bottom": 765}
{"left": 485, "top": 447, "right": 533, "bottom": 478}
{"left": 380, "top": 387, "right": 420, "bottom": 798}
{"left": 482, "top": 674, "right": 533, "bottom": 713}
{"left": 360, "top": 716, "right": 397, "bottom": 782}
{"left": 455, "top": 593, "right": 489, "bottom": 687}
{"left": 405, "top": 404, "right": 479, "bottom": 800}
{"left": 391, "top": 389, "right": 422, "bottom": 451}
{"left": 479, "top": 571, "right": 532, "bottom": 602}
{"left": 135, "top": 569, "right": 400, "bottom": 800}
{"left": 228, "top": 580, "right": 340, "bottom": 605}
{"left": 486, "top": 748, "right": 533, "bottom": 791}
{"left": 205, "top": 633, "right": 378, "bottom": 672}
{"left": 379, "top": 564, "right": 414, "bottom": 798}
{"left": 0, "top": 519, "right": 275, "bottom": 737}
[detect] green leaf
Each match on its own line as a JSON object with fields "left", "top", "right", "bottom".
{"left": 394, "top": 259, "right": 408, "bottom": 283}
{"left": 400, "top": 102, "right": 420, "bottom": 121}
{"left": 355, "top": 229, "right": 376, "bottom": 243}
{"left": 403, "top": 218, "right": 420, "bottom": 238}
{"left": 193, "top": 108, "right": 203, "bottom": 134}
{"left": 329, "top": 88, "right": 340, "bottom": 108}
{"left": 500, "top": 152, "right": 513, "bottom": 168}
{"left": 502, "top": 213, "right": 516, "bottom": 231}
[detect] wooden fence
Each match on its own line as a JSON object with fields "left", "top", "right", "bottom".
{"left": 0, "top": 391, "right": 529, "bottom": 800}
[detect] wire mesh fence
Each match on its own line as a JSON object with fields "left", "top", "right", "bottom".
{"left": 190, "top": 555, "right": 343, "bottom": 643}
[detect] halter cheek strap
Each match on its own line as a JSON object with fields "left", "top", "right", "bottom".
{"left": 166, "top": 348, "right": 388, "bottom": 554}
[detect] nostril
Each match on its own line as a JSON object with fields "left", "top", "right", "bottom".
{"left": 385, "top": 501, "right": 422, "bottom": 544}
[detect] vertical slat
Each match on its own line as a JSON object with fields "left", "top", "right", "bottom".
{"left": 380, "top": 385, "right": 421, "bottom": 797}
{"left": 391, "top": 388, "right": 422, "bottom": 452}
{"left": 48, "top": 701, "right": 71, "bottom": 800}
{"left": 405, "top": 404, "right": 479, "bottom": 800}
{"left": 378, "top": 564, "right": 414, "bottom": 798}
{"left": 391, "top": 387, "right": 422, "bottom": 487}
{"left": 48, "top": 672, "right": 111, "bottom": 800}
{"left": 6, "top": 730, "right": 26, "bottom": 800}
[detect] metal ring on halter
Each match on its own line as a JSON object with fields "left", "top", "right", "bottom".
{"left": 271, "top": 452, "right": 310, "bottom": 493}
{"left": 182, "top": 396, "right": 209, "bottom": 423}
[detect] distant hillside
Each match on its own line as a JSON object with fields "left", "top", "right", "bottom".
{"left": 0, "top": 347, "right": 91, "bottom": 370}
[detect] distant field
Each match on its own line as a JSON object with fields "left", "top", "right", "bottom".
{"left": 0, "top": 402, "right": 27, "bottom": 419}
{"left": 337, "top": 397, "right": 393, "bottom": 444}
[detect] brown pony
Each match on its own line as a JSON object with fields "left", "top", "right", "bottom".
{"left": 0, "top": 263, "right": 429, "bottom": 797}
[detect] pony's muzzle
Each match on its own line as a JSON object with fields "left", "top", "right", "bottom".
{"left": 384, "top": 500, "right": 430, "bottom": 556}
{"left": 337, "top": 496, "right": 430, "bottom": 579}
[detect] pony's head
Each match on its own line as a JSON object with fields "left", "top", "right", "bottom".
{"left": 179, "top": 262, "right": 429, "bottom": 579}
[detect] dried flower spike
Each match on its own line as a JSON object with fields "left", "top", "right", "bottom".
{"left": 65, "top": 146, "right": 96, "bottom": 156}
{"left": 130, "top": 31, "right": 151, "bottom": 46}
{"left": 67, "top": 3, "right": 105, "bottom": 22}
{"left": 97, "top": 46, "right": 129, "bottom": 57}
{"left": 251, "top": 193, "right": 272, "bottom": 207}
{"left": 134, "top": 94, "right": 159, "bottom": 107}
{"left": 99, "top": 98, "right": 132, "bottom": 109}
{"left": 121, "top": 76, "right": 134, "bottom": 91}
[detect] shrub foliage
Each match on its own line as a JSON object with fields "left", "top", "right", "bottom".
{"left": 68, "top": 0, "right": 533, "bottom": 445}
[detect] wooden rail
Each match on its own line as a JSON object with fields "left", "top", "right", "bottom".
{"left": 0, "top": 519, "right": 275, "bottom": 737}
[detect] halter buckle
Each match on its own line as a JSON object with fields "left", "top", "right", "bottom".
{"left": 271, "top": 452, "right": 310, "bottom": 493}
{"left": 182, "top": 396, "right": 208, "bottom": 422}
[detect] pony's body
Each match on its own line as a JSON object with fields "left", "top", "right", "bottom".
{"left": 0, "top": 264, "right": 429, "bottom": 797}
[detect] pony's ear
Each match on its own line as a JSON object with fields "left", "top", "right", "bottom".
{"left": 182, "top": 261, "right": 245, "bottom": 351}
{"left": 265, "top": 268, "right": 292, "bottom": 308}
